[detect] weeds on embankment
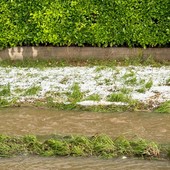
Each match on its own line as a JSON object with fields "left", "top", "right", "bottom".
{"left": 0, "top": 57, "right": 169, "bottom": 112}
{"left": 0, "top": 134, "right": 169, "bottom": 160}
{"left": 0, "top": 56, "right": 169, "bottom": 68}
{"left": 154, "top": 101, "right": 170, "bottom": 113}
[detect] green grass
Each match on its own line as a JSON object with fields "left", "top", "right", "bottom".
{"left": 124, "top": 55, "right": 166, "bottom": 67}
{"left": 136, "top": 87, "right": 146, "bottom": 93}
{"left": 122, "top": 71, "right": 138, "bottom": 85}
{"left": 122, "top": 71, "right": 136, "bottom": 79}
{"left": 0, "top": 91, "right": 146, "bottom": 112}
{"left": 119, "top": 87, "right": 132, "bottom": 94}
{"left": 0, "top": 83, "right": 11, "bottom": 97}
{"left": 95, "top": 66, "right": 108, "bottom": 72}
{"left": 154, "top": 101, "right": 170, "bottom": 113}
{"left": 67, "top": 83, "right": 83, "bottom": 104}
{"left": 0, "top": 98, "right": 17, "bottom": 108}
{"left": 0, "top": 59, "right": 69, "bottom": 68}
{"left": 136, "top": 79, "right": 153, "bottom": 93}
{"left": 38, "top": 96, "right": 145, "bottom": 112}
{"left": 85, "top": 94, "right": 101, "bottom": 101}
{"left": 0, "top": 56, "right": 169, "bottom": 68}
{"left": 24, "top": 86, "right": 41, "bottom": 96}
{"left": 0, "top": 134, "right": 168, "bottom": 159}
{"left": 165, "top": 78, "right": 170, "bottom": 86}
{"left": 45, "top": 99, "right": 129, "bottom": 112}
{"left": 14, "top": 88, "right": 24, "bottom": 94}
{"left": 107, "top": 92, "right": 130, "bottom": 103}
{"left": 0, "top": 98, "right": 11, "bottom": 107}
{"left": 125, "top": 77, "right": 137, "bottom": 85}
{"left": 106, "top": 93, "right": 142, "bottom": 111}
{"left": 145, "top": 79, "right": 153, "bottom": 89}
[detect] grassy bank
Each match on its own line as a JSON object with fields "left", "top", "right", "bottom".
{"left": 0, "top": 57, "right": 169, "bottom": 113}
{"left": 0, "top": 56, "right": 170, "bottom": 68}
{"left": 1, "top": 98, "right": 169, "bottom": 113}
{"left": 154, "top": 101, "right": 170, "bottom": 113}
{"left": 0, "top": 134, "right": 169, "bottom": 160}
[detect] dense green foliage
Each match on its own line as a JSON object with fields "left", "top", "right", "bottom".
{"left": 0, "top": 0, "right": 169, "bottom": 48}
{"left": 0, "top": 134, "right": 166, "bottom": 159}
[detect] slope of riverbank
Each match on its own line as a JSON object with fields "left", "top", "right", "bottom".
{"left": 0, "top": 64, "right": 169, "bottom": 112}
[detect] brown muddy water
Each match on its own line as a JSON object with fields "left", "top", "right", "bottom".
{"left": 0, "top": 156, "right": 170, "bottom": 170}
{"left": 0, "top": 107, "right": 170, "bottom": 169}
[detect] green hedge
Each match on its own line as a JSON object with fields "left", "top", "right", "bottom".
{"left": 0, "top": 0, "right": 170, "bottom": 48}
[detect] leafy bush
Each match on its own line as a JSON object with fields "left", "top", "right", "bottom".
{"left": 0, "top": 0, "right": 169, "bottom": 48}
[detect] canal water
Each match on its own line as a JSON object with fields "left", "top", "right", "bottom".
{"left": 0, "top": 107, "right": 169, "bottom": 169}
{"left": 0, "top": 156, "right": 170, "bottom": 170}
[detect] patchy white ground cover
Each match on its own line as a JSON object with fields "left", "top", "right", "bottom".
{"left": 0, "top": 66, "right": 170, "bottom": 108}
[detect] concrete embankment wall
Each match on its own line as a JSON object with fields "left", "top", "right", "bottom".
{"left": 0, "top": 47, "right": 169, "bottom": 61}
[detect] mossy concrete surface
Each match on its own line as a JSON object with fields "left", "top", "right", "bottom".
{"left": 0, "top": 47, "right": 170, "bottom": 61}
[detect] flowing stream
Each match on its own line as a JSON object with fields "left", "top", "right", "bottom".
{"left": 0, "top": 107, "right": 169, "bottom": 169}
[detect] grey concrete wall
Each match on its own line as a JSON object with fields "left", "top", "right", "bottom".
{"left": 0, "top": 47, "right": 169, "bottom": 61}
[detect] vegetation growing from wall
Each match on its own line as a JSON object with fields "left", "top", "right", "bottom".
{"left": 0, "top": 0, "right": 169, "bottom": 48}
